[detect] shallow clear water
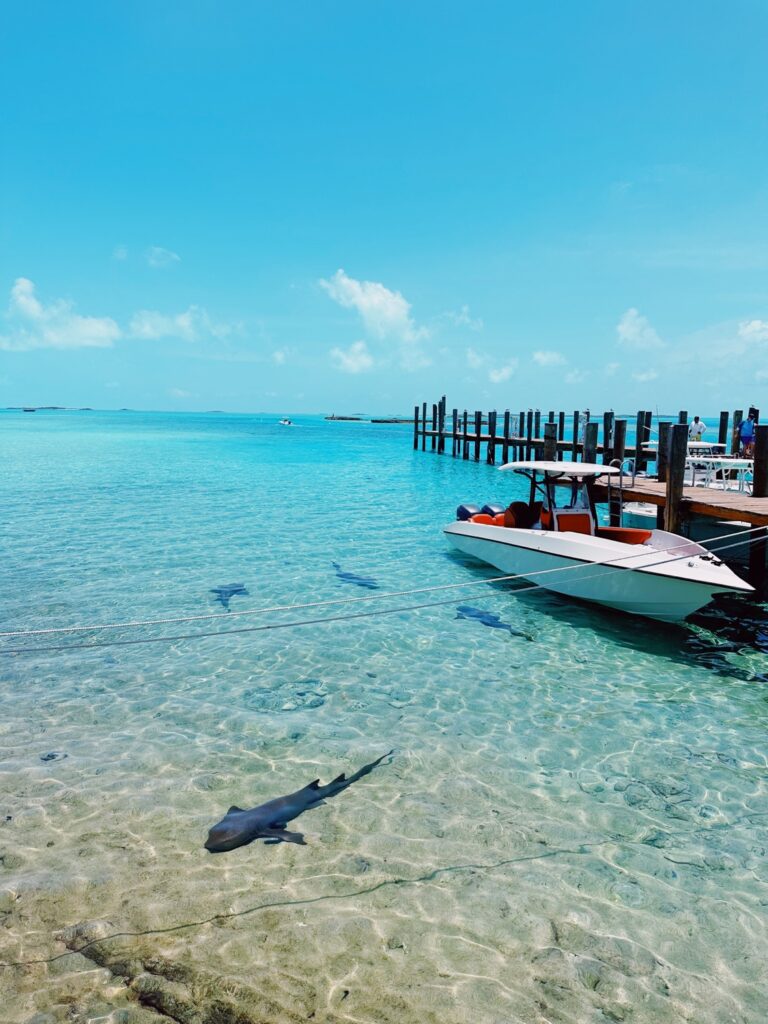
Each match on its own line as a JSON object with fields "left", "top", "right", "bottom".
{"left": 1, "top": 411, "right": 767, "bottom": 1024}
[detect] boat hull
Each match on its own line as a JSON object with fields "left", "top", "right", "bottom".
{"left": 444, "top": 523, "right": 752, "bottom": 622}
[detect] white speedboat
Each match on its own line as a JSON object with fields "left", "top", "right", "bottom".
{"left": 444, "top": 461, "right": 753, "bottom": 622}
{"left": 278, "top": 418, "right": 293, "bottom": 426}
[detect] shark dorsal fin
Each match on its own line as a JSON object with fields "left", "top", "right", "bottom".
{"left": 307, "top": 779, "right": 321, "bottom": 790}
{"left": 331, "top": 773, "right": 346, "bottom": 784}
{"left": 227, "top": 805, "right": 245, "bottom": 814}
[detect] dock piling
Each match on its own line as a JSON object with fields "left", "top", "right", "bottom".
{"left": 634, "top": 411, "right": 646, "bottom": 471}
{"left": 543, "top": 421, "right": 557, "bottom": 461}
{"left": 487, "top": 410, "right": 497, "bottom": 465}
{"left": 413, "top": 405, "right": 419, "bottom": 450}
{"left": 502, "top": 411, "right": 511, "bottom": 463}
{"left": 474, "top": 411, "right": 482, "bottom": 461}
{"left": 613, "top": 418, "right": 627, "bottom": 464}
{"left": 583, "top": 422, "right": 598, "bottom": 464}
{"left": 571, "top": 410, "right": 580, "bottom": 461}
{"left": 664, "top": 424, "right": 688, "bottom": 533}
{"left": 657, "top": 421, "right": 671, "bottom": 483}
{"left": 732, "top": 410, "right": 743, "bottom": 455}
{"left": 602, "top": 411, "right": 614, "bottom": 464}
{"left": 753, "top": 424, "right": 768, "bottom": 497}
{"left": 718, "top": 411, "right": 729, "bottom": 448}
{"left": 749, "top": 424, "right": 768, "bottom": 582}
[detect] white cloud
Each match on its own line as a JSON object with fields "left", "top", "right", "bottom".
{"left": 605, "top": 362, "right": 620, "bottom": 376}
{"left": 466, "top": 346, "right": 486, "bottom": 369}
{"left": 330, "top": 340, "right": 374, "bottom": 374}
{"left": 738, "top": 319, "right": 768, "bottom": 343}
{"left": 128, "top": 305, "right": 233, "bottom": 342}
{"left": 617, "top": 308, "right": 664, "bottom": 349}
{"left": 488, "top": 360, "right": 518, "bottom": 384}
{"left": 0, "top": 278, "right": 122, "bottom": 351}
{"left": 272, "top": 348, "right": 288, "bottom": 365}
{"left": 466, "top": 347, "right": 518, "bottom": 383}
{"left": 532, "top": 350, "right": 566, "bottom": 367}
{"left": 146, "top": 246, "right": 180, "bottom": 269}
{"left": 565, "top": 369, "right": 589, "bottom": 384}
{"left": 320, "top": 267, "right": 431, "bottom": 370}
{"left": 320, "top": 268, "right": 427, "bottom": 342}
{"left": 112, "top": 245, "right": 128, "bottom": 261}
{"left": 168, "top": 387, "right": 192, "bottom": 398}
{"left": 632, "top": 369, "right": 659, "bottom": 383}
{"left": 441, "top": 305, "right": 483, "bottom": 331}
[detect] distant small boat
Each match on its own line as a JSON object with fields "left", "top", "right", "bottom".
{"left": 23, "top": 407, "right": 36, "bottom": 413}
{"left": 278, "top": 418, "right": 293, "bottom": 426}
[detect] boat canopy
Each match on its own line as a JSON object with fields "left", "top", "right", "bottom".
{"left": 499, "top": 460, "right": 622, "bottom": 478}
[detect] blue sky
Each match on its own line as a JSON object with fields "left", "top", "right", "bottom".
{"left": 2, "top": 1, "right": 767, "bottom": 413}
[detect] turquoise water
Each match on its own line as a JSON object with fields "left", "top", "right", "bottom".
{"left": 1, "top": 411, "right": 767, "bottom": 1024}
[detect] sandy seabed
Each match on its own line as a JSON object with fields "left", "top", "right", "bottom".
{"left": 2, "top": 615, "right": 766, "bottom": 1024}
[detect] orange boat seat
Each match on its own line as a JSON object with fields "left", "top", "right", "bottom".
{"left": 469, "top": 513, "right": 496, "bottom": 525}
{"left": 596, "top": 526, "right": 652, "bottom": 545}
{"left": 552, "top": 508, "right": 595, "bottom": 536}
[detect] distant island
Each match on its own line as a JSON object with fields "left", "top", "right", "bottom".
{"left": 5, "top": 405, "right": 93, "bottom": 412}
{"left": 326, "top": 414, "right": 414, "bottom": 423}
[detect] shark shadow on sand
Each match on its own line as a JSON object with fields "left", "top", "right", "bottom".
{"left": 331, "top": 562, "right": 379, "bottom": 590}
{"left": 455, "top": 605, "right": 534, "bottom": 641}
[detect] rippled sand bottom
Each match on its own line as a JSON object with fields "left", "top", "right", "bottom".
{"left": 3, "top": 600, "right": 767, "bottom": 1024}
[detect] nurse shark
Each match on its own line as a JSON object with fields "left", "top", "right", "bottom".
{"left": 204, "top": 750, "right": 394, "bottom": 852}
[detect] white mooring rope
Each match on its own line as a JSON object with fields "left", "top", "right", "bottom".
{"left": 0, "top": 525, "right": 763, "bottom": 656}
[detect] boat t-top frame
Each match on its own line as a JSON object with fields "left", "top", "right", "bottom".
{"left": 499, "top": 460, "right": 623, "bottom": 524}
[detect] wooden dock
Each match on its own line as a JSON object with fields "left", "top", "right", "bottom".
{"left": 591, "top": 478, "right": 768, "bottom": 526}
{"left": 413, "top": 396, "right": 768, "bottom": 580}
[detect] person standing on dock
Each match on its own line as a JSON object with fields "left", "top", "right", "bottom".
{"left": 737, "top": 410, "right": 757, "bottom": 457}
{"left": 688, "top": 415, "right": 707, "bottom": 441}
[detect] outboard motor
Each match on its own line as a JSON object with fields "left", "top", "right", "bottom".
{"left": 456, "top": 503, "right": 482, "bottom": 521}
{"left": 481, "top": 503, "right": 505, "bottom": 517}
